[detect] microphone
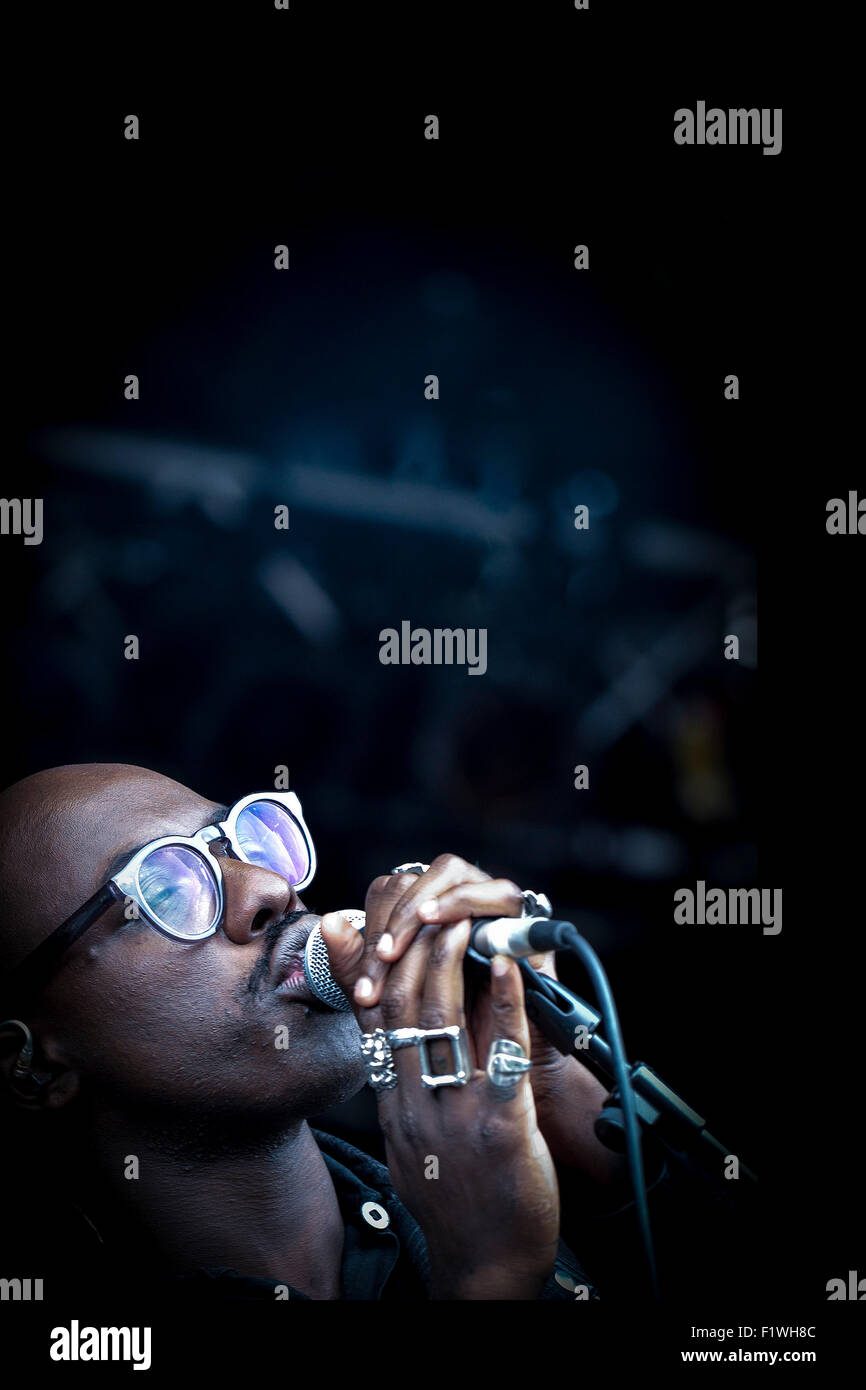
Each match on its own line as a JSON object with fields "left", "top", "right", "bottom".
{"left": 304, "top": 911, "right": 366, "bottom": 1011}
{"left": 303, "top": 911, "right": 574, "bottom": 1012}
{"left": 470, "top": 915, "right": 575, "bottom": 958}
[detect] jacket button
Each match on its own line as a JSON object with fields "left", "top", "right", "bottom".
{"left": 361, "top": 1201, "right": 390, "bottom": 1230}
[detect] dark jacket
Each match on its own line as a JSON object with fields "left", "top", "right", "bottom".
{"left": 166, "top": 1128, "right": 701, "bottom": 1302}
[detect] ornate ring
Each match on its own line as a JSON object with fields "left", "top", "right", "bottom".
{"left": 486, "top": 1038, "right": 531, "bottom": 1091}
{"left": 389, "top": 862, "right": 431, "bottom": 876}
{"left": 520, "top": 890, "right": 553, "bottom": 919}
{"left": 359, "top": 1028, "right": 398, "bottom": 1092}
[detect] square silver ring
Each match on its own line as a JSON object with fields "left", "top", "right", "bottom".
{"left": 416, "top": 1025, "right": 471, "bottom": 1089}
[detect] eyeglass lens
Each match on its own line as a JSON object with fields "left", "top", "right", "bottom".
{"left": 138, "top": 845, "right": 219, "bottom": 936}
{"left": 235, "top": 800, "right": 310, "bottom": 885}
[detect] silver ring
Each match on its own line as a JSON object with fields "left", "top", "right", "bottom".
{"left": 385, "top": 1024, "right": 471, "bottom": 1089}
{"left": 389, "top": 862, "right": 431, "bottom": 876}
{"left": 486, "top": 1038, "right": 531, "bottom": 1091}
{"left": 359, "top": 1028, "right": 398, "bottom": 1092}
{"left": 520, "top": 890, "right": 552, "bottom": 919}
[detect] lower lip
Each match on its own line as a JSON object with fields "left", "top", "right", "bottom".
{"left": 275, "top": 965, "right": 318, "bottom": 1005}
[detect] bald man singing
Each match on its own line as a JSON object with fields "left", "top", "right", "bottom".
{"left": 0, "top": 764, "right": 735, "bottom": 1303}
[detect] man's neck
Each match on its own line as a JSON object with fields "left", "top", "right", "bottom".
{"left": 84, "top": 1114, "right": 346, "bottom": 1300}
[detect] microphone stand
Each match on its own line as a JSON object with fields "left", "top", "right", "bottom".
{"left": 467, "top": 946, "right": 757, "bottom": 1186}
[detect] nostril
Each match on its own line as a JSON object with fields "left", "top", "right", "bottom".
{"left": 249, "top": 908, "right": 272, "bottom": 936}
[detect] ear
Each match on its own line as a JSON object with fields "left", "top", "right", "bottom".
{"left": 0, "top": 1022, "right": 80, "bottom": 1112}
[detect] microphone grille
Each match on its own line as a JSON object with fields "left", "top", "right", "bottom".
{"left": 303, "top": 911, "right": 365, "bottom": 1012}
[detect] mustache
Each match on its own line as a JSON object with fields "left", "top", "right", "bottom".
{"left": 244, "top": 907, "right": 310, "bottom": 997}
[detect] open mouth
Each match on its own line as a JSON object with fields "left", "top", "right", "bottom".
{"left": 272, "top": 915, "right": 323, "bottom": 1006}
{"left": 274, "top": 953, "right": 320, "bottom": 1004}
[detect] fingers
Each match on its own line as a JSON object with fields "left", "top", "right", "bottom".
{"left": 368, "top": 920, "right": 474, "bottom": 1086}
{"left": 413, "top": 877, "right": 524, "bottom": 932}
{"left": 482, "top": 955, "right": 532, "bottom": 1064}
{"left": 318, "top": 910, "right": 367, "bottom": 999}
{"left": 489, "top": 954, "right": 530, "bottom": 1046}
{"left": 352, "top": 870, "right": 419, "bottom": 1006}
{"left": 371, "top": 923, "right": 440, "bottom": 1037}
{"left": 355, "top": 924, "right": 441, "bottom": 1123}
{"left": 417, "top": 919, "right": 471, "bottom": 1031}
{"left": 358, "top": 855, "right": 490, "bottom": 1006}
{"left": 350, "top": 916, "right": 477, "bottom": 1108}
{"left": 416, "top": 919, "right": 475, "bottom": 1076}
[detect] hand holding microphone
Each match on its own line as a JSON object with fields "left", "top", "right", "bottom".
{"left": 312, "top": 857, "right": 737, "bottom": 1299}
{"left": 315, "top": 855, "right": 562, "bottom": 1299}
{"left": 311, "top": 856, "right": 627, "bottom": 1199}
{"left": 304, "top": 898, "right": 567, "bottom": 1010}
{"left": 305, "top": 857, "right": 563, "bottom": 1012}
{"left": 304, "top": 855, "right": 586, "bottom": 1092}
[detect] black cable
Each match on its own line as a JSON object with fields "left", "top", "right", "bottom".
{"left": 557, "top": 923, "right": 659, "bottom": 1300}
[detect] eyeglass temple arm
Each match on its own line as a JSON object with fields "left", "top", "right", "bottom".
{"left": 3, "top": 881, "right": 126, "bottom": 1003}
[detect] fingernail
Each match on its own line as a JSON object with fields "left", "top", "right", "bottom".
{"left": 320, "top": 911, "right": 348, "bottom": 935}
{"left": 418, "top": 899, "right": 439, "bottom": 919}
{"left": 354, "top": 976, "right": 374, "bottom": 1001}
{"left": 491, "top": 955, "right": 509, "bottom": 977}
{"left": 377, "top": 933, "right": 394, "bottom": 956}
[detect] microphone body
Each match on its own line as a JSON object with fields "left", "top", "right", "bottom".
{"left": 304, "top": 910, "right": 366, "bottom": 1012}
{"left": 303, "top": 912, "right": 572, "bottom": 1012}
{"left": 469, "top": 915, "right": 574, "bottom": 958}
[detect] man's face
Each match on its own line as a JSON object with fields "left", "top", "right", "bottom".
{"left": 2, "top": 765, "right": 366, "bottom": 1123}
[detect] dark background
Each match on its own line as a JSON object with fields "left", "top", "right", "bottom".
{"left": 3, "top": 0, "right": 862, "bottom": 1347}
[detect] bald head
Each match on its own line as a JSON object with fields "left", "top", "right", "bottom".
{"left": 0, "top": 762, "right": 364, "bottom": 1129}
{"left": 0, "top": 764, "right": 219, "bottom": 974}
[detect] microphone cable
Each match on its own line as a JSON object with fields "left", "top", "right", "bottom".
{"left": 532, "top": 920, "right": 660, "bottom": 1300}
